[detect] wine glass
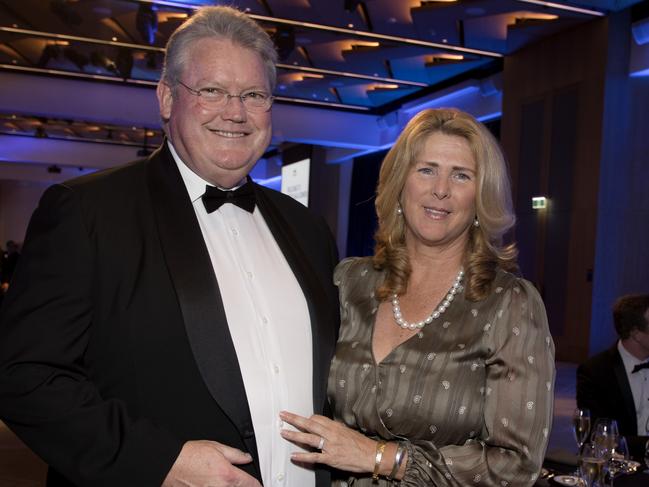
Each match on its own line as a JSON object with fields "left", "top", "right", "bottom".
{"left": 605, "top": 436, "right": 629, "bottom": 486}
{"left": 591, "top": 418, "right": 619, "bottom": 451}
{"left": 573, "top": 409, "right": 591, "bottom": 474}
{"left": 579, "top": 442, "right": 606, "bottom": 487}
{"left": 573, "top": 409, "right": 591, "bottom": 448}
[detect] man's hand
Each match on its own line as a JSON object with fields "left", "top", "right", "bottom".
{"left": 162, "top": 440, "right": 262, "bottom": 487}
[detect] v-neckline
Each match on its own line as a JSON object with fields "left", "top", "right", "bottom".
{"left": 371, "top": 301, "right": 424, "bottom": 366}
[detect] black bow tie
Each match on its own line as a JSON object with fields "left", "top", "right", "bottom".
{"left": 632, "top": 361, "right": 649, "bottom": 373}
{"left": 202, "top": 180, "right": 256, "bottom": 214}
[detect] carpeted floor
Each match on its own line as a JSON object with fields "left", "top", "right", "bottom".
{"left": 0, "top": 362, "right": 579, "bottom": 486}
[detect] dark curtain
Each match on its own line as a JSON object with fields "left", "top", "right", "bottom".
{"left": 345, "top": 150, "right": 387, "bottom": 258}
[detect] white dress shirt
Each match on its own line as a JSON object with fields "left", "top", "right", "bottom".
{"left": 169, "top": 142, "right": 316, "bottom": 487}
{"left": 617, "top": 340, "right": 649, "bottom": 435}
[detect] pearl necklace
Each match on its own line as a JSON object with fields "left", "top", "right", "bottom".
{"left": 391, "top": 269, "right": 464, "bottom": 330}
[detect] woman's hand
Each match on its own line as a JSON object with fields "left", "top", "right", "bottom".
{"left": 279, "top": 411, "right": 377, "bottom": 473}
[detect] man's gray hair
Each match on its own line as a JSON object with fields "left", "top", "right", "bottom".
{"left": 161, "top": 6, "right": 278, "bottom": 90}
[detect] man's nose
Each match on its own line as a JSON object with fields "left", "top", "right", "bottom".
{"left": 220, "top": 95, "right": 247, "bottom": 122}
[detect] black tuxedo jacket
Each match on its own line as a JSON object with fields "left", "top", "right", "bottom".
{"left": 0, "top": 144, "right": 339, "bottom": 486}
{"left": 576, "top": 344, "right": 649, "bottom": 461}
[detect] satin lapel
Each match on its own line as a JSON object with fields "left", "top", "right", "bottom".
{"left": 145, "top": 145, "right": 259, "bottom": 466}
{"left": 254, "top": 187, "right": 332, "bottom": 412}
{"left": 612, "top": 348, "right": 638, "bottom": 432}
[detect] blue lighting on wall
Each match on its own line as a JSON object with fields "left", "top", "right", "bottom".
{"left": 630, "top": 67, "right": 649, "bottom": 77}
{"left": 254, "top": 175, "right": 281, "bottom": 191}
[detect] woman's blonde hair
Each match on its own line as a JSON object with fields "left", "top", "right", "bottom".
{"left": 373, "top": 108, "right": 518, "bottom": 301}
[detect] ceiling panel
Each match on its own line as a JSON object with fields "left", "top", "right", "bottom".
{"left": 0, "top": 0, "right": 641, "bottom": 116}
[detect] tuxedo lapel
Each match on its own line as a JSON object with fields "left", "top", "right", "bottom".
{"left": 254, "top": 187, "right": 333, "bottom": 412}
{"left": 611, "top": 347, "right": 638, "bottom": 432}
{"left": 145, "top": 145, "right": 259, "bottom": 466}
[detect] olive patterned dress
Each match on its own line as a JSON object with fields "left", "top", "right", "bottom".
{"left": 328, "top": 257, "right": 555, "bottom": 486}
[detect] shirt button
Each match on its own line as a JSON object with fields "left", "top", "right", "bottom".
{"left": 277, "top": 419, "right": 284, "bottom": 428}
{"left": 246, "top": 271, "right": 253, "bottom": 279}
{"left": 231, "top": 228, "right": 239, "bottom": 236}
{"left": 262, "top": 316, "right": 269, "bottom": 324}
{"left": 273, "top": 364, "right": 280, "bottom": 374}
{"left": 277, "top": 473, "right": 284, "bottom": 481}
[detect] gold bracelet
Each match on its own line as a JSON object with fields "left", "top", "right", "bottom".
{"left": 372, "top": 440, "right": 387, "bottom": 481}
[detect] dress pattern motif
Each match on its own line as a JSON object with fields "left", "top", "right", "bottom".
{"left": 328, "top": 257, "right": 555, "bottom": 486}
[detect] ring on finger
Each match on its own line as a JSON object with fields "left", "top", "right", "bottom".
{"left": 317, "top": 436, "right": 325, "bottom": 450}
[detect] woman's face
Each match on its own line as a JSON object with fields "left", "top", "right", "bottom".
{"left": 400, "top": 131, "right": 477, "bottom": 252}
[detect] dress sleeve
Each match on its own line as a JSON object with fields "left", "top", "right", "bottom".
{"left": 399, "top": 279, "right": 556, "bottom": 486}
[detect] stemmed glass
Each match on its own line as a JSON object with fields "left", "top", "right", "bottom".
{"left": 573, "top": 409, "right": 591, "bottom": 475}
{"left": 579, "top": 442, "right": 606, "bottom": 487}
{"left": 591, "top": 418, "right": 619, "bottom": 451}
{"left": 605, "top": 436, "right": 629, "bottom": 486}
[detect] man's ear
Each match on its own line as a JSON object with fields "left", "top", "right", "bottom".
{"left": 157, "top": 81, "right": 173, "bottom": 122}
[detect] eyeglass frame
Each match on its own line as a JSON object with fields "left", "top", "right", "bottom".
{"left": 175, "top": 81, "right": 274, "bottom": 113}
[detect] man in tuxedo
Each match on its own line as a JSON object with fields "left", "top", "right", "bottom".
{"left": 0, "top": 6, "right": 339, "bottom": 487}
{"left": 577, "top": 294, "right": 649, "bottom": 461}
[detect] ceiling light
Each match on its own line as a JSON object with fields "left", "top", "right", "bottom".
{"left": 370, "top": 84, "right": 399, "bottom": 90}
{"left": 425, "top": 53, "right": 465, "bottom": 66}
{"left": 297, "top": 73, "right": 325, "bottom": 81}
{"left": 157, "top": 12, "right": 188, "bottom": 22}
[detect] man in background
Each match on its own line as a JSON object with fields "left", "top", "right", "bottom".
{"left": 577, "top": 294, "right": 649, "bottom": 461}
{"left": 0, "top": 6, "right": 338, "bottom": 487}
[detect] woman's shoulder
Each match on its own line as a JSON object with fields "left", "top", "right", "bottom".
{"left": 333, "top": 256, "right": 375, "bottom": 285}
{"left": 492, "top": 269, "right": 541, "bottom": 300}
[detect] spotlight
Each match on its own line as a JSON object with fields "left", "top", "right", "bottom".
{"left": 136, "top": 4, "right": 158, "bottom": 45}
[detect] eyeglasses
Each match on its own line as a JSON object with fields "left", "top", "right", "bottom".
{"left": 177, "top": 81, "right": 273, "bottom": 113}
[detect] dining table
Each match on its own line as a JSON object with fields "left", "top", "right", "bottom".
{"left": 535, "top": 455, "right": 649, "bottom": 486}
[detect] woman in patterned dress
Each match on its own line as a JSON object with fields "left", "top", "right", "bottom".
{"left": 280, "top": 108, "right": 555, "bottom": 486}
